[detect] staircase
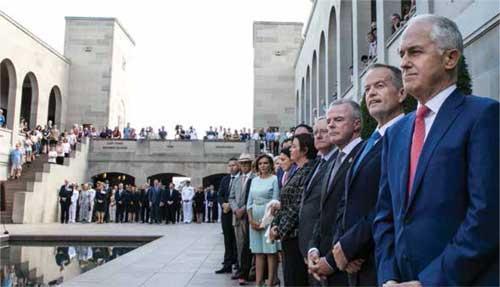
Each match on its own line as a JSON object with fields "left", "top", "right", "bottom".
{"left": 0, "top": 143, "right": 83, "bottom": 224}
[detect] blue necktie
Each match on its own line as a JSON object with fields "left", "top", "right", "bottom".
{"left": 352, "top": 131, "right": 381, "bottom": 174}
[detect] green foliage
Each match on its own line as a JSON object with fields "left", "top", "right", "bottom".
{"left": 360, "top": 55, "right": 472, "bottom": 139}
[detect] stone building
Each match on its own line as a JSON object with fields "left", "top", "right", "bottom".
{"left": 253, "top": 21, "right": 303, "bottom": 131}
{"left": 0, "top": 11, "right": 134, "bottom": 179}
{"left": 295, "top": 0, "right": 499, "bottom": 125}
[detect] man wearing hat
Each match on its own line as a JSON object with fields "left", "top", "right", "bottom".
{"left": 229, "top": 153, "right": 255, "bottom": 285}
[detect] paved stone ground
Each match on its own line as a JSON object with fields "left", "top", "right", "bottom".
{"left": 3, "top": 222, "right": 244, "bottom": 286}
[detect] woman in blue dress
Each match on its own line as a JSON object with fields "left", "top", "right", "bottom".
{"left": 247, "top": 153, "right": 280, "bottom": 287}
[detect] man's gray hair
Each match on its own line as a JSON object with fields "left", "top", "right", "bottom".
{"left": 314, "top": 116, "right": 327, "bottom": 124}
{"left": 408, "top": 14, "right": 463, "bottom": 54}
{"left": 328, "top": 99, "right": 361, "bottom": 120}
{"left": 365, "top": 63, "right": 403, "bottom": 90}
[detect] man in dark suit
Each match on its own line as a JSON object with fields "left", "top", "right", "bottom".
{"left": 59, "top": 180, "right": 73, "bottom": 224}
{"left": 215, "top": 158, "right": 239, "bottom": 274}
{"left": 331, "top": 64, "right": 406, "bottom": 286}
{"left": 298, "top": 117, "right": 335, "bottom": 286}
{"left": 163, "top": 182, "right": 179, "bottom": 224}
{"left": 139, "top": 184, "right": 150, "bottom": 223}
{"left": 308, "top": 100, "right": 364, "bottom": 286}
{"left": 373, "top": 15, "right": 498, "bottom": 287}
{"left": 115, "top": 183, "right": 126, "bottom": 223}
{"left": 148, "top": 179, "right": 162, "bottom": 224}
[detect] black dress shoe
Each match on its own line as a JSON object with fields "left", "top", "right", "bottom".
{"left": 231, "top": 273, "right": 241, "bottom": 280}
{"left": 215, "top": 267, "right": 232, "bottom": 274}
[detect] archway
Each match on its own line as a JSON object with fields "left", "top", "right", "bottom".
{"left": 147, "top": 173, "right": 187, "bottom": 187}
{"left": 327, "top": 7, "right": 338, "bottom": 103}
{"left": 357, "top": 0, "right": 377, "bottom": 70}
{"left": 20, "top": 72, "right": 39, "bottom": 129}
{"left": 319, "top": 32, "right": 326, "bottom": 115}
{"left": 339, "top": 1, "right": 353, "bottom": 95}
{"left": 312, "top": 51, "right": 318, "bottom": 121}
{"left": 47, "top": 86, "right": 62, "bottom": 128}
{"left": 202, "top": 173, "right": 227, "bottom": 191}
{"left": 91, "top": 172, "right": 135, "bottom": 187}
{"left": 0, "top": 59, "right": 17, "bottom": 129}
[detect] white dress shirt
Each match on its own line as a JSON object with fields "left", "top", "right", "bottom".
{"left": 418, "top": 84, "right": 456, "bottom": 140}
{"left": 182, "top": 186, "right": 195, "bottom": 201}
{"left": 337, "top": 137, "right": 363, "bottom": 164}
{"left": 377, "top": 113, "right": 405, "bottom": 138}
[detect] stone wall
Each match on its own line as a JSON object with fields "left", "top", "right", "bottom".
{"left": 253, "top": 21, "right": 303, "bottom": 130}
{"left": 12, "top": 139, "right": 89, "bottom": 223}
{"left": 88, "top": 140, "right": 259, "bottom": 187}
{"left": 0, "top": 10, "right": 69, "bottom": 140}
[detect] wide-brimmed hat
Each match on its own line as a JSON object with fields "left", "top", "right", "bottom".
{"left": 238, "top": 153, "right": 253, "bottom": 162}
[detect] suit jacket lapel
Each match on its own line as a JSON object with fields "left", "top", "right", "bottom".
{"left": 320, "top": 156, "right": 337, "bottom": 209}
{"left": 406, "top": 90, "right": 465, "bottom": 210}
{"left": 397, "top": 116, "right": 414, "bottom": 207}
{"left": 303, "top": 159, "right": 320, "bottom": 201}
{"left": 347, "top": 140, "right": 383, "bottom": 186}
{"left": 323, "top": 143, "right": 362, "bottom": 203}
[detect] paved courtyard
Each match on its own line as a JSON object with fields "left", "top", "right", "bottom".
{"left": 3, "top": 222, "right": 241, "bottom": 287}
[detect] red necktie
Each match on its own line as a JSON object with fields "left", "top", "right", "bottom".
{"left": 408, "top": 105, "right": 430, "bottom": 194}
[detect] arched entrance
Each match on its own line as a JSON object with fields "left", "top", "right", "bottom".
{"left": 147, "top": 173, "right": 187, "bottom": 187}
{"left": 47, "top": 86, "right": 62, "bottom": 127}
{"left": 202, "top": 173, "right": 227, "bottom": 191}
{"left": 91, "top": 172, "right": 135, "bottom": 187}
{"left": 327, "top": 7, "right": 338, "bottom": 102}
{"left": 0, "top": 59, "right": 17, "bottom": 129}
{"left": 20, "top": 72, "right": 39, "bottom": 129}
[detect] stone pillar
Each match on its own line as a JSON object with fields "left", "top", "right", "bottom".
{"left": 9, "top": 80, "right": 22, "bottom": 145}
{"left": 352, "top": 0, "right": 360, "bottom": 101}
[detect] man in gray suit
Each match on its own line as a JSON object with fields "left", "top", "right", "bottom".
{"left": 229, "top": 153, "right": 255, "bottom": 285}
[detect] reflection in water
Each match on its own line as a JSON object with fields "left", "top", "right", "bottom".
{"left": 0, "top": 242, "right": 141, "bottom": 286}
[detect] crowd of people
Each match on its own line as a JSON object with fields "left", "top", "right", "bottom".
{"left": 8, "top": 120, "right": 85, "bottom": 179}
{"left": 213, "top": 15, "right": 498, "bottom": 287}
{"left": 57, "top": 179, "right": 222, "bottom": 226}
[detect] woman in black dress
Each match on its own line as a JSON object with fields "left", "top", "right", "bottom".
{"left": 193, "top": 186, "right": 205, "bottom": 224}
{"left": 127, "top": 185, "right": 138, "bottom": 223}
{"left": 94, "top": 182, "right": 108, "bottom": 224}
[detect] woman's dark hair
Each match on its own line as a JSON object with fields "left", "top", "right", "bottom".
{"left": 292, "top": 133, "right": 317, "bottom": 160}
{"left": 280, "top": 147, "right": 291, "bottom": 158}
{"left": 254, "top": 153, "right": 275, "bottom": 175}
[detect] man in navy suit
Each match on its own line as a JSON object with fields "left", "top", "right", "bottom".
{"left": 307, "top": 100, "right": 364, "bottom": 286}
{"left": 298, "top": 117, "right": 336, "bottom": 286}
{"left": 373, "top": 15, "right": 499, "bottom": 286}
{"left": 331, "top": 64, "right": 406, "bottom": 286}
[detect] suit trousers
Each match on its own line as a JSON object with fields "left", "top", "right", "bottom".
{"left": 182, "top": 200, "right": 193, "bottom": 223}
{"left": 140, "top": 204, "right": 150, "bottom": 223}
{"left": 282, "top": 237, "right": 309, "bottom": 286}
{"left": 221, "top": 212, "right": 237, "bottom": 267}
{"left": 234, "top": 219, "right": 252, "bottom": 279}
{"left": 151, "top": 203, "right": 160, "bottom": 223}
{"left": 165, "top": 204, "right": 176, "bottom": 223}
{"left": 116, "top": 203, "right": 125, "bottom": 222}
{"left": 60, "top": 202, "right": 70, "bottom": 223}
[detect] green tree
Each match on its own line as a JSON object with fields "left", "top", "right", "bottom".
{"left": 360, "top": 56, "right": 472, "bottom": 139}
